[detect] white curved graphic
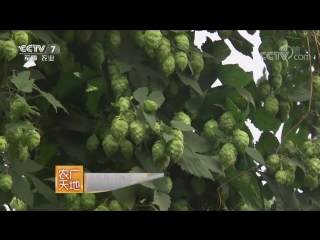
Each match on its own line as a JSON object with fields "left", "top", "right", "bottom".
{"left": 279, "top": 45, "right": 294, "bottom": 60}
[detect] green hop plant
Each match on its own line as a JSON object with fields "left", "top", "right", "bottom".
{"left": 143, "top": 100, "right": 158, "bottom": 113}
{"left": 282, "top": 140, "right": 295, "bottom": 156}
{"left": 240, "top": 172, "right": 253, "bottom": 184}
{"left": 94, "top": 205, "right": 109, "bottom": 211}
{"left": 275, "top": 38, "right": 288, "bottom": 50}
{"left": 164, "top": 78, "right": 179, "bottom": 99}
{"left": 203, "top": 119, "right": 220, "bottom": 143}
{"left": 218, "top": 30, "right": 231, "bottom": 39}
{"left": 117, "top": 97, "right": 130, "bottom": 111}
{"left": 129, "top": 120, "right": 147, "bottom": 145}
{"left": 65, "top": 193, "right": 78, "bottom": 204}
{"left": 152, "top": 140, "right": 166, "bottom": 162}
{"left": 75, "top": 30, "right": 93, "bottom": 44}
{"left": 240, "top": 204, "right": 255, "bottom": 211}
{"left": 13, "top": 31, "right": 29, "bottom": 45}
{"left": 0, "top": 174, "right": 12, "bottom": 192}
{"left": 108, "top": 59, "right": 120, "bottom": 78}
{"left": 145, "top": 48, "right": 155, "bottom": 58}
{"left": 104, "top": 30, "right": 121, "bottom": 53}
{"left": 174, "top": 34, "right": 189, "bottom": 49}
{"left": 278, "top": 101, "right": 290, "bottom": 122}
{"left": 307, "top": 158, "right": 320, "bottom": 176}
{"left": 219, "top": 111, "right": 237, "bottom": 134}
{"left": 173, "top": 112, "right": 191, "bottom": 125}
{"left": 102, "top": 134, "right": 119, "bottom": 157}
{"left": 0, "top": 136, "right": 8, "bottom": 152}
{"left": 80, "top": 193, "right": 96, "bottom": 211}
{"left": 284, "top": 170, "right": 295, "bottom": 185}
{"left": 10, "top": 197, "right": 27, "bottom": 211}
{"left": 257, "top": 80, "right": 271, "bottom": 100}
{"left": 111, "top": 118, "right": 129, "bottom": 142}
{"left": 282, "top": 157, "right": 297, "bottom": 172}
{"left": 61, "top": 30, "right": 75, "bottom": 43}
{"left": 269, "top": 60, "right": 282, "bottom": 76}
{"left": 165, "top": 176, "right": 173, "bottom": 194}
{"left": 174, "top": 51, "right": 188, "bottom": 71}
{"left": 305, "top": 172, "right": 319, "bottom": 190}
{"left": 120, "top": 140, "right": 133, "bottom": 160}
{"left": 23, "top": 130, "right": 40, "bottom": 150}
{"left": 302, "top": 140, "right": 314, "bottom": 153}
{"left": 88, "top": 42, "right": 105, "bottom": 67}
{"left": 3, "top": 40, "right": 18, "bottom": 61}
{"left": 111, "top": 74, "right": 129, "bottom": 99}
{"left": 190, "top": 177, "right": 206, "bottom": 196}
{"left": 155, "top": 37, "right": 171, "bottom": 62}
{"left": 131, "top": 30, "right": 145, "bottom": 48}
{"left": 161, "top": 54, "right": 175, "bottom": 76}
{"left": 58, "top": 51, "right": 75, "bottom": 73}
{"left": 67, "top": 195, "right": 82, "bottom": 211}
{"left": 170, "top": 199, "right": 189, "bottom": 211}
{"left": 190, "top": 52, "right": 204, "bottom": 80}
{"left": 155, "top": 156, "right": 170, "bottom": 171}
{"left": 11, "top": 101, "right": 37, "bottom": 118}
{"left": 149, "top": 122, "right": 161, "bottom": 135}
{"left": 86, "top": 134, "right": 99, "bottom": 152}
{"left": 219, "top": 143, "right": 238, "bottom": 169}
{"left": 269, "top": 73, "right": 282, "bottom": 89}
{"left": 258, "top": 41, "right": 273, "bottom": 54}
{"left": 109, "top": 200, "right": 126, "bottom": 211}
{"left": 265, "top": 154, "right": 281, "bottom": 174}
{"left": 313, "top": 75, "right": 320, "bottom": 98}
{"left": 265, "top": 96, "right": 279, "bottom": 117}
{"left": 172, "top": 129, "right": 184, "bottom": 142}
{"left": 144, "top": 30, "right": 163, "bottom": 50}
{"left": 232, "top": 129, "right": 249, "bottom": 152}
{"left": 166, "top": 139, "right": 184, "bottom": 162}
{"left": 122, "top": 110, "right": 136, "bottom": 125}
{"left": 275, "top": 170, "right": 287, "bottom": 185}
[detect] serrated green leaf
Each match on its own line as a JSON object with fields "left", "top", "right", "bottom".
{"left": 11, "top": 160, "right": 45, "bottom": 174}
{"left": 185, "top": 91, "right": 207, "bottom": 114}
{"left": 291, "top": 157, "right": 306, "bottom": 174}
{"left": 153, "top": 189, "right": 171, "bottom": 211}
{"left": 135, "top": 149, "right": 157, "bottom": 173}
{"left": 217, "top": 64, "right": 253, "bottom": 89}
{"left": 26, "top": 174, "right": 58, "bottom": 203}
{"left": 118, "top": 60, "right": 133, "bottom": 74}
{"left": 183, "top": 131, "right": 211, "bottom": 153}
{"left": 0, "top": 92, "right": 11, "bottom": 112}
{"left": 143, "top": 111, "right": 156, "bottom": 129}
{"left": 38, "top": 90, "right": 68, "bottom": 113}
{"left": 146, "top": 91, "right": 165, "bottom": 107}
{"left": 43, "top": 177, "right": 55, "bottom": 183}
{"left": 256, "top": 132, "right": 279, "bottom": 157}
{"left": 178, "top": 148, "right": 213, "bottom": 180}
{"left": 11, "top": 71, "right": 34, "bottom": 93}
{"left": 226, "top": 97, "right": 242, "bottom": 119}
{"left": 112, "top": 185, "right": 138, "bottom": 211}
{"left": 288, "top": 87, "right": 310, "bottom": 102}
{"left": 161, "top": 132, "right": 176, "bottom": 143}
{"left": 228, "top": 30, "right": 254, "bottom": 58}
{"left": 212, "top": 128, "right": 227, "bottom": 139}
{"left": 86, "top": 77, "right": 107, "bottom": 114}
{"left": 201, "top": 38, "right": 231, "bottom": 64}
{"left": 177, "top": 72, "right": 202, "bottom": 94}
{"left": 37, "top": 144, "right": 59, "bottom": 166}
{"left": 250, "top": 107, "right": 281, "bottom": 132}
{"left": 236, "top": 88, "right": 255, "bottom": 108}
{"left": 10, "top": 171, "right": 33, "bottom": 207}
{"left": 5, "top": 120, "right": 37, "bottom": 131}
{"left": 29, "top": 30, "right": 54, "bottom": 44}
{"left": 195, "top": 154, "right": 225, "bottom": 177}
{"left": 245, "top": 147, "right": 265, "bottom": 164}
{"left": 171, "top": 120, "right": 194, "bottom": 132}
{"left": 133, "top": 87, "right": 149, "bottom": 104}
{"left": 130, "top": 166, "right": 155, "bottom": 189}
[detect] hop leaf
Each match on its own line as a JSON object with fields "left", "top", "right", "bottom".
{"left": 61, "top": 30, "right": 76, "bottom": 43}
{"left": 218, "top": 30, "right": 231, "bottom": 39}
{"left": 190, "top": 177, "right": 206, "bottom": 196}
{"left": 0, "top": 174, "right": 12, "bottom": 192}
{"left": 102, "top": 134, "right": 119, "bottom": 157}
{"left": 86, "top": 134, "right": 99, "bottom": 152}
{"left": 120, "top": 140, "right": 133, "bottom": 160}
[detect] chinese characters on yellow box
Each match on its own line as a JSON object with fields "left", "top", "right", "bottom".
{"left": 55, "top": 166, "right": 84, "bottom": 193}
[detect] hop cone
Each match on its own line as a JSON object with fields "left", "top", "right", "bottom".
{"left": 111, "top": 74, "right": 129, "bottom": 99}
{"left": 111, "top": 118, "right": 129, "bottom": 142}
{"left": 161, "top": 55, "right": 175, "bottom": 76}
{"left": 3, "top": 41, "right": 18, "bottom": 61}
{"left": 86, "top": 134, "right": 99, "bottom": 152}
{"left": 102, "top": 134, "right": 119, "bottom": 157}
{"left": 232, "top": 129, "right": 249, "bottom": 152}
{"left": 173, "top": 112, "right": 191, "bottom": 125}
{"left": 174, "top": 51, "right": 188, "bottom": 71}
{"left": 120, "top": 140, "right": 133, "bottom": 160}
{"left": 174, "top": 34, "right": 189, "bottom": 49}
{"left": 152, "top": 140, "right": 166, "bottom": 161}
{"left": 88, "top": 42, "right": 105, "bottom": 66}
{"left": 105, "top": 30, "right": 121, "bottom": 53}
{"left": 166, "top": 139, "right": 184, "bottom": 162}
{"left": 155, "top": 37, "right": 171, "bottom": 62}
{"left": 13, "top": 31, "right": 29, "bottom": 45}
{"left": 75, "top": 30, "right": 93, "bottom": 44}
{"left": 219, "top": 111, "right": 237, "bottom": 134}
{"left": 265, "top": 96, "right": 279, "bottom": 117}
{"left": 129, "top": 120, "right": 146, "bottom": 145}
{"left": 144, "top": 30, "right": 163, "bottom": 50}
{"left": 219, "top": 143, "right": 237, "bottom": 169}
